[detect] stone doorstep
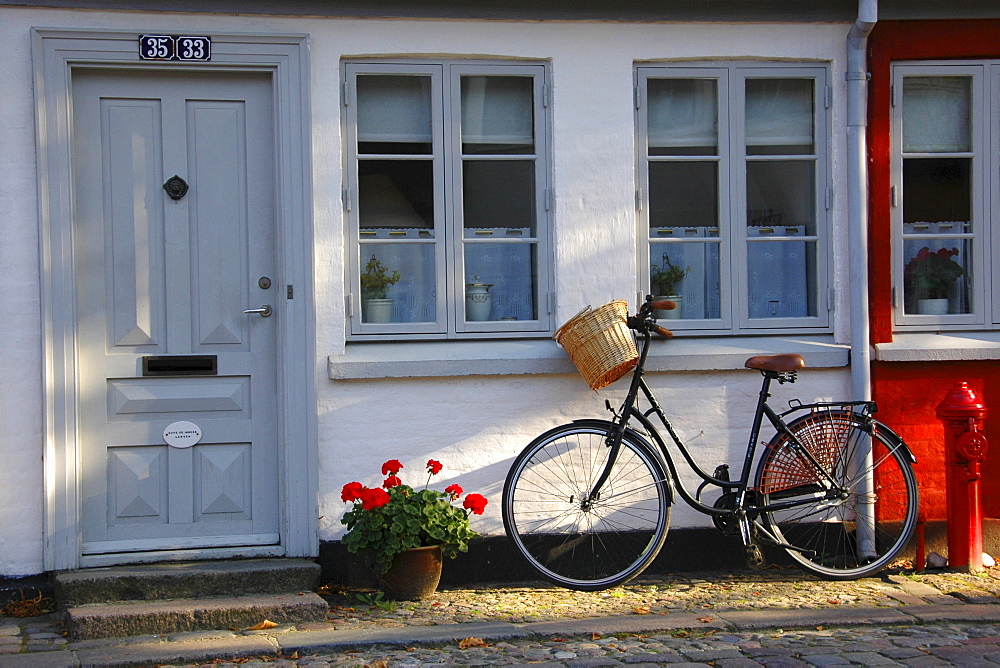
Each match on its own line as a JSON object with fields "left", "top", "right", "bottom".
{"left": 55, "top": 558, "right": 321, "bottom": 606}
{"left": 64, "top": 591, "right": 329, "bottom": 640}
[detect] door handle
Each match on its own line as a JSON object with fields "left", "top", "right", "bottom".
{"left": 242, "top": 304, "right": 272, "bottom": 318}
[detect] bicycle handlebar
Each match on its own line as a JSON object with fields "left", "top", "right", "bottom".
{"left": 654, "top": 324, "right": 674, "bottom": 338}
{"left": 628, "top": 296, "right": 674, "bottom": 338}
{"left": 649, "top": 299, "right": 676, "bottom": 312}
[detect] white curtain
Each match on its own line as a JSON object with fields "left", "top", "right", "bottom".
{"left": 357, "top": 75, "right": 433, "bottom": 144}
{"left": 902, "top": 77, "right": 971, "bottom": 153}
{"left": 461, "top": 76, "right": 533, "bottom": 146}
{"left": 647, "top": 79, "right": 718, "bottom": 150}
{"left": 745, "top": 79, "right": 814, "bottom": 149}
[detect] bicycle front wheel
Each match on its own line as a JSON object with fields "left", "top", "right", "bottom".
{"left": 503, "top": 423, "right": 671, "bottom": 591}
{"left": 756, "top": 411, "right": 918, "bottom": 580}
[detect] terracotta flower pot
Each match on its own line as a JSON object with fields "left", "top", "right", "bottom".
{"left": 377, "top": 545, "right": 443, "bottom": 600}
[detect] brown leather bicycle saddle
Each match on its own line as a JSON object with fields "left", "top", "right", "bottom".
{"left": 744, "top": 353, "right": 806, "bottom": 373}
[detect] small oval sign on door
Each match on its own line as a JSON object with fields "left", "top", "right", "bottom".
{"left": 163, "top": 421, "right": 203, "bottom": 448}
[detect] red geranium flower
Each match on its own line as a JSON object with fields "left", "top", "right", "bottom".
{"left": 381, "top": 459, "right": 404, "bottom": 476}
{"left": 463, "top": 493, "right": 488, "bottom": 515}
{"left": 340, "top": 459, "right": 488, "bottom": 577}
{"left": 359, "top": 487, "right": 390, "bottom": 510}
{"left": 341, "top": 481, "right": 365, "bottom": 503}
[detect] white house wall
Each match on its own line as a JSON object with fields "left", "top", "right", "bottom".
{"left": 0, "top": 6, "right": 852, "bottom": 576}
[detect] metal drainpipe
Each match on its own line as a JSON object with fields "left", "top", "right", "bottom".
{"left": 847, "top": 0, "right": 879, "bottom": 561}
{"left": 847, "top": 0, "right": 877, "bottom": 402}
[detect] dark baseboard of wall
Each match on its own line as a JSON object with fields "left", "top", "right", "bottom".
{"left": 319, "top": 527, "right": 790, "bottom": 587}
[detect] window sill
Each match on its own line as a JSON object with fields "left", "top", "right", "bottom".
{"left": 874, "top": 331, "right": 1000, "bottom": 362}
{"left": 328, "top": 335, "right": 849, "bottom": 380}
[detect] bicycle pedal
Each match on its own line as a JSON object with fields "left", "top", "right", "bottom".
{"left": 745, "top": 543, "right": 765, "bottom": 569}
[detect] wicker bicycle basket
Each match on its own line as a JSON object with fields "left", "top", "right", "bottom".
{"left": 553, "top": 300, "right": 638, "bottom": 391}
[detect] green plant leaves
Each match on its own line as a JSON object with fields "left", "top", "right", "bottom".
{"left": 341, "top": 482, "right": 480, "bottom": 575}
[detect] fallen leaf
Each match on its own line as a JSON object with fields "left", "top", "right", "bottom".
{"left": 816, "top": 626, "right": 825, "bottom": 631}
{"left": 632, "top": 605, "right": 651, "bottom": 615}
{"left": 591, "top": 632, "right": 601, "bottom": 640}
{"left": 247, "top": 619, "right": 279, "bottom": 631}
{"left": 698, "top": 616, "right": 714, "bottom": 623}
{"left": 459, "top": 637, "right": 489, "bottom": 649}
{"left": 289, "top": 651, "right": 299, "bottom": 659}
{"left": 366, "top": 660, "right": 388, "bottom": 668}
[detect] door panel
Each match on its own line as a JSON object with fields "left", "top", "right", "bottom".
{"left": 72, "top": 69, "right": 280, "bottom": 556}
{"left": 190, "top": 100, "right": 249, "bottom": 348}
{"left": 104, "top": 99, "right": 167, "bottom": 348}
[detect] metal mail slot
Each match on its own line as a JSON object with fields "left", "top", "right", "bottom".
{"left": 142, "top": 355, "right": 217, "bottom": 377}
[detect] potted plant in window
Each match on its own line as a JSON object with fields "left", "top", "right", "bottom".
{"left": 360, "top": 254, "right": 400, "bottom": 323}
{"left": 903, "top": 246, "right": 964, "bottom": 315}
{"left": 650, "top": 254, "right": 691, "bottom": 319}
{"left": 341, "top": 459, "right": 488, "bottom": 600}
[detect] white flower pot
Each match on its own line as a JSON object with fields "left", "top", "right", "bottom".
{"left": 363, "top": 298, "right": 394, "bottom": 323}
{"left": 917, "top": 298, "right": 949, "bottom": 315}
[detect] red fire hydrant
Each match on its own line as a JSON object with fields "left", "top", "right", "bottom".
{"left": 936, "top": 382, "right": 989, "bottom": 572}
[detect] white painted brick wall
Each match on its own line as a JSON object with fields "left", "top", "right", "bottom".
{"left": 0, "top": 7, "right": 853, "bottom": 575}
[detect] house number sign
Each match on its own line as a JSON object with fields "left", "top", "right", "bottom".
{"left": 163, "top": 421, "right": 203, "bottom": 448}
{"left": 139, "top": 34, "right": 211, "bottom": 61}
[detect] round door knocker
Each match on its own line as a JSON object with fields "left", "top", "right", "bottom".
{"left": 163, "top": 175, "right": 189, "bottom": 200}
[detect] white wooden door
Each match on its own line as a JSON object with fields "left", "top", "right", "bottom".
{"left": 71, "top": 69, "right": 280, "bottom": 556}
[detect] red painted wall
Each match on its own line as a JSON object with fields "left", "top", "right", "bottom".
{"left": 867, "top": 20, "right": 1000, "bottom": 521}
{"left": 868, "top": 20, "right": 1000, "bottom": 344}
{"left": 871, "top": 362, "right": 1000, "bottom": 520}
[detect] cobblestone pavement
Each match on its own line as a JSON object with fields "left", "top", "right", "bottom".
{"left": 290, "top": 622, "right": 1000, "bottom": 666}
{"left": 7, "top": 567, "right": 1000, "bottom": 666}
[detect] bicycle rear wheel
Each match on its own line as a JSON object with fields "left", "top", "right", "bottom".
{"left": 755, "top": 410, "right": 918, "bottom": 579}
{"left": 503, "top": 423, "right": 671, "bottom": 591}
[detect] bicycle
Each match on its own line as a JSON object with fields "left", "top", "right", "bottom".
{"left": 502, "top": 297, "right": 919, "bottom": 591}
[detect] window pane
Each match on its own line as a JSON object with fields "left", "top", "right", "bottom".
{"left": 648, "top": 162, "right": 719, "bottom": 233}
{"left": 464, "top": 243, "right": 538, "bottom": 322}
{"left": 747, "top": 240, "right": 817, "bottom": 318}
{"left": 357, "top": 75, "right": 433, "bottom": 154}
{"left": 902, "top": 77, "right": 971, "bottom": 153}
{"left": 746, "top": 159, "right": 817, "bottom": 319}
{"left": 649, "top": 243, "right": 721, "bottom": 320}
{"left": 462, "top": 161, "right": 536, "bottom": 236}
{"left": 359, "top": 160, "right": 434, "bottom": 234}
{"left": 461, "top": 76, "right": 534, "bottom": 155}
{"left": 359, "top": 243, "right": 436, "bottom": 324}
{"left": 746, "top": 79, "right": 814, "bottom": 155}
{"left": 902, "top": 241, "right": 971, "bottom": 315}
{"left": 647, "top": 79, "right": 718, "bottom": 156}
{"left": 902, "top": 157, "right": 972, "bottom": 228}
{"left": 746, "top": 161, "right": 816, "bottom": 236}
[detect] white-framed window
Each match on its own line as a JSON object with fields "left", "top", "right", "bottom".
{"left": 343, "top": 61, "right": 552, "bottom": 339}
{"left": 891, "top": 62, "right": 1000, "bottom": 330}
{"left": 635, "top": 64, "right": 831, "bottom": 333}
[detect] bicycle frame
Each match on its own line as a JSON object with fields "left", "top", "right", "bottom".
{"left": 587, "top": 322, "right": 877, "bottom": 555}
